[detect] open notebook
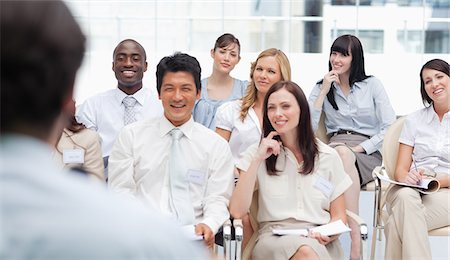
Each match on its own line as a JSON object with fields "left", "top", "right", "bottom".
{"left": 272, "top": 219, "right": 351, "bottom": 237}
{"left": 375, "top": 169, "right": 440, "bottom": 194}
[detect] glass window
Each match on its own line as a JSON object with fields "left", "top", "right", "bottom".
{"left": 425, "top": 28, "right": 450, "bottom": 53}
{"left": 397, "top": 30, "right": 422, "bottom": 53}
{"left": 335, "top": 30, "right": 384, "bottom": 53}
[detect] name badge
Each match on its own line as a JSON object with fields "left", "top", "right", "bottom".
{"left": 187, "top": 169, "right": 206, "bottom": 185}
{"left": 313, "top": 176, "right": 334, "bottom": 198}
{"left": 63, "top": 149, "right": 85, "bottom": 164}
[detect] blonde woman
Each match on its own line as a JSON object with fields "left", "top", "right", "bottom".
{"left": 215, "top": 48, "right": 291, "bottom": 249}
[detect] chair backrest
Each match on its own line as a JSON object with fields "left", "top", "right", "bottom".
{"left": 381, "top": 117, "right": 406, "bottom": 179}
{"left": 316, "top": 112, "right": 330, "bottom": 143}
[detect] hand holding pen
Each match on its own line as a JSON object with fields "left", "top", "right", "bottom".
{"left": 404, "top": 154, "right": 424, "bottom": 185}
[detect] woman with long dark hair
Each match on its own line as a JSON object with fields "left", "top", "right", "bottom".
{"left": 308, "top": 34, "right": 396, "bottom": 259}
{"left": 231, "top": 81, "right": 351, "bottom": 259}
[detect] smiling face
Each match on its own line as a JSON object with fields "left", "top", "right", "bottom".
{"left": 267, "top": 87, "right": 300, "bottom": 137}
{"left": 159, "top": 71, "right": 200, "bottom": 127}
{"left": 211, "top": 43, "right": 240, "bottom": 74}
{"left": 422, "top": 68, "right": 450, "bottom": 105}
{"left": 329, "top": 50, "right": 352, "bottom": 76}
{"left": 112, "top": 40, "right": 147, "bottom": 92}
{"left": 253, "top": 56, "right": 282, "bottom": 95}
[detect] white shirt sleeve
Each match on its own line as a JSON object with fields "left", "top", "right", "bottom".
{"left": 76, "top": 99, "right": 98, "bottom": 131}
{"left": 108, "top": 126, "right": 138, "bottom": 201}
{"left": 200, "top": 139, "right": 234, "bottom": 234}
{"left": 359, "top": 78, "right": 396, "bottom": 154}
{"left": 215, "top": 101, "right": 237, "bottom": 131}
{"left": 398, "top": 114, "right": 415, "bottom": 147}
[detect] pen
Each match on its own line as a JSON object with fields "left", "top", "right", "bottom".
{"left": 412, "top": 154, "right": 419, "bottom": 173}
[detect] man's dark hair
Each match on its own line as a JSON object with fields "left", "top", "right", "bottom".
{"left": 155, "top": 52, "right": 201, "bottom": 95}
{"left": 1, "top": 1, "right": 86, "bottom": 136}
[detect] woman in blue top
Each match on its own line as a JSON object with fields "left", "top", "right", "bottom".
{"left": 193, "top": 33, "right": 247, "bottom": 130}
{"left": 308, "top": 34, "right": 396, "bottom": 259}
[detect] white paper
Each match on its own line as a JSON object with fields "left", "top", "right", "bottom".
{"left": 187, "top": 169, "right": 206, "bottom": 185}
{"left": 272, "top": 220, "right": 351, "bottom": 237}
{"left": 181, "top": 225, "right": 204, "bottom": 241}
{"left": 313, "top": 176, "right": 333, "bottom": 198}
{"left": 375, "top": 170, "right": 438, "bottom": 190}
{"left": 63, "top": 149, "right": 84, "bottom": 164}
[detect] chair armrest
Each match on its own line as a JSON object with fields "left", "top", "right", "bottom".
{"left": 372, "top": 166, "right": 383, "bottom": 180}
{"left": 346, "top": 209, "right": 368, "bottom": 240}
{"left": 223, "top": 219, "right": 232, "bottom": 240}
{"left": 233, "top": 219, "right": 243, "bottom": 241}
{"left": 222, "top": 219, "right": 232, "bottom": 260}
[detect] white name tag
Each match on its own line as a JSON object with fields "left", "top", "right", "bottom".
{"left": 187, "top": 169, "right": 206, "bottom": 185}
{"left": 63, "top": 149, "right": 85, "bottom": 164}
{"left": 313, "top": 176, "right": 334, "bottom": 198}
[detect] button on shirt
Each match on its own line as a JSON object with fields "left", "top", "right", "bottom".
{"left": 215, "top": 100, "right": 262, "bottom": 165}
{"left": 237, "top": 141, "right": 352, "bottom": 224}
{"left": 308, "top": 77, "right": 396, "bottom": 154}
{"left": 76, "top": 87, "right": 163, "bottom": 157}
{"left": 399, "top": 106, "right": 450, "bottom": 174}
{"left": 108, "top": 116, "right": 235, "bottom": 234}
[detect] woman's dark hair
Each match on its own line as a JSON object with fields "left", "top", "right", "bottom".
{"left": 213, "top": 33, "right": 241, "bottom": 55}
{"left": 67, "top": 116, "right": 86, "bottom": 133}
{"left": 326, "top": 34, "right": 371, "bottom": 110}
{"left": 419, "top": 59, "right": 449, "bottom": 107}
{"left": 262, "top": 81, "right": 318, "bottom": 175}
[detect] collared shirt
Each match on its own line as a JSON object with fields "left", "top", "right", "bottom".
{"left": 108, "top": 116, "right": 234, "bottom": 234}
{"left": 237, "top": 141, "right": 352, "bottom": 224}
{"left": 308, "top": 77, "right": 396, "bottom": 154}
{"left": 193, "top": 78, "right": 247, "bottom": 130}
{"left": 0, "top": 135, "right": 207, "bottom": 259}
{"left": 399, "top": 105, "right": 450, "bottom": 174}
{"left": 215, "top": 100, "right": 262, "bottom": 165}
{"left": 76, "top": 87, "right": 163, "bottom": 157}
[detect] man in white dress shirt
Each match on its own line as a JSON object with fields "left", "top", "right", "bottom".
{"left": 0, "top": 2, "right": 206, "bottom": 259}
{"left": 76, "top": 39, "right": 163, "bottom": 178}
{"left": 109, "top": 52, "right": 235, "bottom": 248}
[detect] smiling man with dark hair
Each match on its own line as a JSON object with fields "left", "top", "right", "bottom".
{"left": 76, "top": 39, "right": 163, "bottom": 179}
{"left": 109, "top": 52, "right": 235, "bottom": 249}
{"left": 0, "top": 1, "right": 206, "bottom": 259}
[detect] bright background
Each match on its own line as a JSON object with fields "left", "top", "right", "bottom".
{"left": 66, "top": 0, "right": 450, "bottom": 116}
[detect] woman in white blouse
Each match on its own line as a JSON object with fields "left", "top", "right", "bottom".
{"left": 385, "top": 59, "right": 450, "bottom": 259}
{"left": 230, "top": 81, "right": 351, "bottom": 259}
{"left": 215, "top": 48, "right": 291, "bottom": 248}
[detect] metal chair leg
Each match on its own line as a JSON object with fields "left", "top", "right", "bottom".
{"left": 223, "top": 219, "right": 232, "bottom": 260}
{"left": 233, "top": 219, "right": 243, "bottom": 260}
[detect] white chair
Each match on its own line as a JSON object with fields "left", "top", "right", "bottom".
{"left": 370, "top": 116, "right": 450, "bottom": 259}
